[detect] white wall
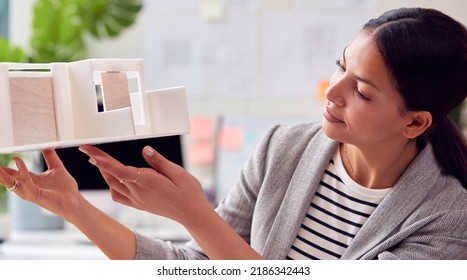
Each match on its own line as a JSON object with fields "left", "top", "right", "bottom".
{"left": 94, "top": 0, "right": 467, "bottom": 121}
{"left": 377, "top": 0, "right": 466, "bottom": 23}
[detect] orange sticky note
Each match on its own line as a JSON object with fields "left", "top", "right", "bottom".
{"left": 218, "top": 126, "right": 244, "bottom": 151}
{"left": 317, "top": 79, "right": 329, "bottom": 102}
{"left": 190, "top": 117, "right": 214, "bottom": 141}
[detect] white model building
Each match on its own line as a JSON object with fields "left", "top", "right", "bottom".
{"left": 0, "top": 59, "right": 189, "bottom": 153}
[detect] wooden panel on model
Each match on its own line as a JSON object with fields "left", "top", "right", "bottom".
{"left": 101, "top": 72, "right": 131, "bottom": 111}
{"left": 9, "top": 76, "right": 58, "bottom": 146}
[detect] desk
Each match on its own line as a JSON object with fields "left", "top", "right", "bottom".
{"left": 1, "top": 191, "right": 191, "bottom": 259}
{"left": 0, "top": 224, "right": 106, "bottom": 259}
{"left": 0, "top": 215, "right": 191, "bottom": 260}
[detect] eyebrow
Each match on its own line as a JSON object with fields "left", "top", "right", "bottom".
{"left": 342, "top": 46, "right": 380, "bottom": 91}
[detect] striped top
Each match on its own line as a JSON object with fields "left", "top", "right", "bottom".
{"left": 286, "top": 149, "right": 391, "bottom": 260}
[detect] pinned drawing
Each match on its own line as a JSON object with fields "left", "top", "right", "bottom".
{"left": 0, "top": 59, "right": 190, "bottom": 153}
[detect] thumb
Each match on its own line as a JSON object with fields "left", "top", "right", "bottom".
{"left": 142, "top": 146, "right": 186, "bottom": 182}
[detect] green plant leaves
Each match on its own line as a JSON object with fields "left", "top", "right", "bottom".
{"left": 0, "top": 153, "right": 18, "bottom": 200}
{"left": 0, "top": 154, "right": 16, "bottom": 167}
{"left": 31, "top": 0, "right": 86, "bottom": 62}
{"left": 0, "top": 37, "right": 27, "bottom": 62}
{"left": 84, "top": 0, "right": 143, "bottom": 38}
{"left": 30, "top": 0, "right": 143, "bottom": 63}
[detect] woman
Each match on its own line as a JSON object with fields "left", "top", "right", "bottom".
{"left": 1, "top": 7, "right": 466, "bottom": 259}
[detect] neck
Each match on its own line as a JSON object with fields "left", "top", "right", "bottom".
{"left": 341, "top": 141, "right": 419, "bottom": 189}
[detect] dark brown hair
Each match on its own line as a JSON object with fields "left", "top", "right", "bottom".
{"left": 363, "top": 7, "right": 467, "bottom": 187}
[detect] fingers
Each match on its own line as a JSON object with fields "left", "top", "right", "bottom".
{"left": 0, "top": 166, "right": 16, "bottom": 190}
{"left": 142, "top": 146, "right": 185, "bottom": 182}
{"left": 109, "top": 188, "right": 133, "bottom": 208}
{"left": 42, "top": 149, "right": 64, "bottom": 170}
{"left": 0, "top": 166, "right": 18, "bottom": 176}
{"left": 97, "top": 167, "right": 121, "bottom": 188}
{"left": 88, "top": 156, "right": 143, "bottom": 202}
{"left": 0, "top": 157, "right": 36, "bottom": 196}
{"left": 80, "top": 145, "right": 143, "bottom": 200}
{"left": 13, "top": 157, "right": 34, "bottom": 186}
{"left": 79, "top": 144, "right": 124, "bottom": 184}
{"left": 79, "top": 145, "right": 122, "bottom": 166}
{"left": 0, "top": 157, "right": 37, "bottom": 198}
{"left": 88, "top": 156, "right": 140, "bottom": 184}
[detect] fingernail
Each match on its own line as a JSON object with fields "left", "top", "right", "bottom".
{"left": 79, "top": 146, "right": 88, "bottom": 154}
{"left": 143, "top": 146, "right": 154, "bottom": 157}
{"left": 13, "top": 157, "right": 20, "bottom": 166}
{"left": 88, "top": 158, "right": 98, "bottom": 166}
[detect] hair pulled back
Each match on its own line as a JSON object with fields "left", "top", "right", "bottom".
{"left": 363, "top": 7, "right": 467, "bottom": 187}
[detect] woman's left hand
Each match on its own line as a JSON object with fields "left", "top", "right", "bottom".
{"left": 79, "top": 144, "right": 264, "bottom": 260}
{"left": 78, "top": 144, "right": 210, "bottom": 226}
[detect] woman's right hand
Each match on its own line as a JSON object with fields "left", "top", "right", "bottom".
{"left": 0, "top": 149, "right": 82, "bottom": 222}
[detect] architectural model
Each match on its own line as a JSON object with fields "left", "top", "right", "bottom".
{"left": 0, "top": 59, "right": 189, "bottom": 153}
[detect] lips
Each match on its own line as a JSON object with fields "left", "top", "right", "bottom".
{"left": 323, "top": 107, "right": 344, "bottom": 123}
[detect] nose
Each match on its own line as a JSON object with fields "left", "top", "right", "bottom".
{"left": 325, "top": 78, "right": 345, "bottom": 107}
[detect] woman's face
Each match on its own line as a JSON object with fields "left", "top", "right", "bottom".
{"left": 322, "top": 30, "right": 413, "bottom": 148}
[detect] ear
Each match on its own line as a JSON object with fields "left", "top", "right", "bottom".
{"left": 403, "top": 111, "right": 432, "bottom": 139}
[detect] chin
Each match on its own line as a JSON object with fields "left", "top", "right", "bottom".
{"left": 322, "top": 120, "right": 344, "bottom": 142}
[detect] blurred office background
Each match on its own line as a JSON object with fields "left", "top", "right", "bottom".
{"left": 8, "top": 1, "right": 467, "bottom": 181}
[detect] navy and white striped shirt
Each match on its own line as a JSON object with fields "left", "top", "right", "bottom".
{"left": 287, "top": 149, "right": 391, "bottom": 260}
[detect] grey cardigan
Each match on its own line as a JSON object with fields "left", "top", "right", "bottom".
{"left": 135, "top": 123, "right": 467, "bottom": 260}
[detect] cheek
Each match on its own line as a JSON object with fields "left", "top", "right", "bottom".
{"left": 359, "top": 110, "right": 388, "bottom": 126}
{"left": 353, "top": 109, "right": 406, "bottom": 137}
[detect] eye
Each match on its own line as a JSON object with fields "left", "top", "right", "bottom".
{"left": 354, "top": 87, "right": 370, "bottom": 101}
{"left": 335, "top": 59, "right": 345, "bottom": 72}
{"left": 336, "top": 58, "right": 371, "bottom": 101}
